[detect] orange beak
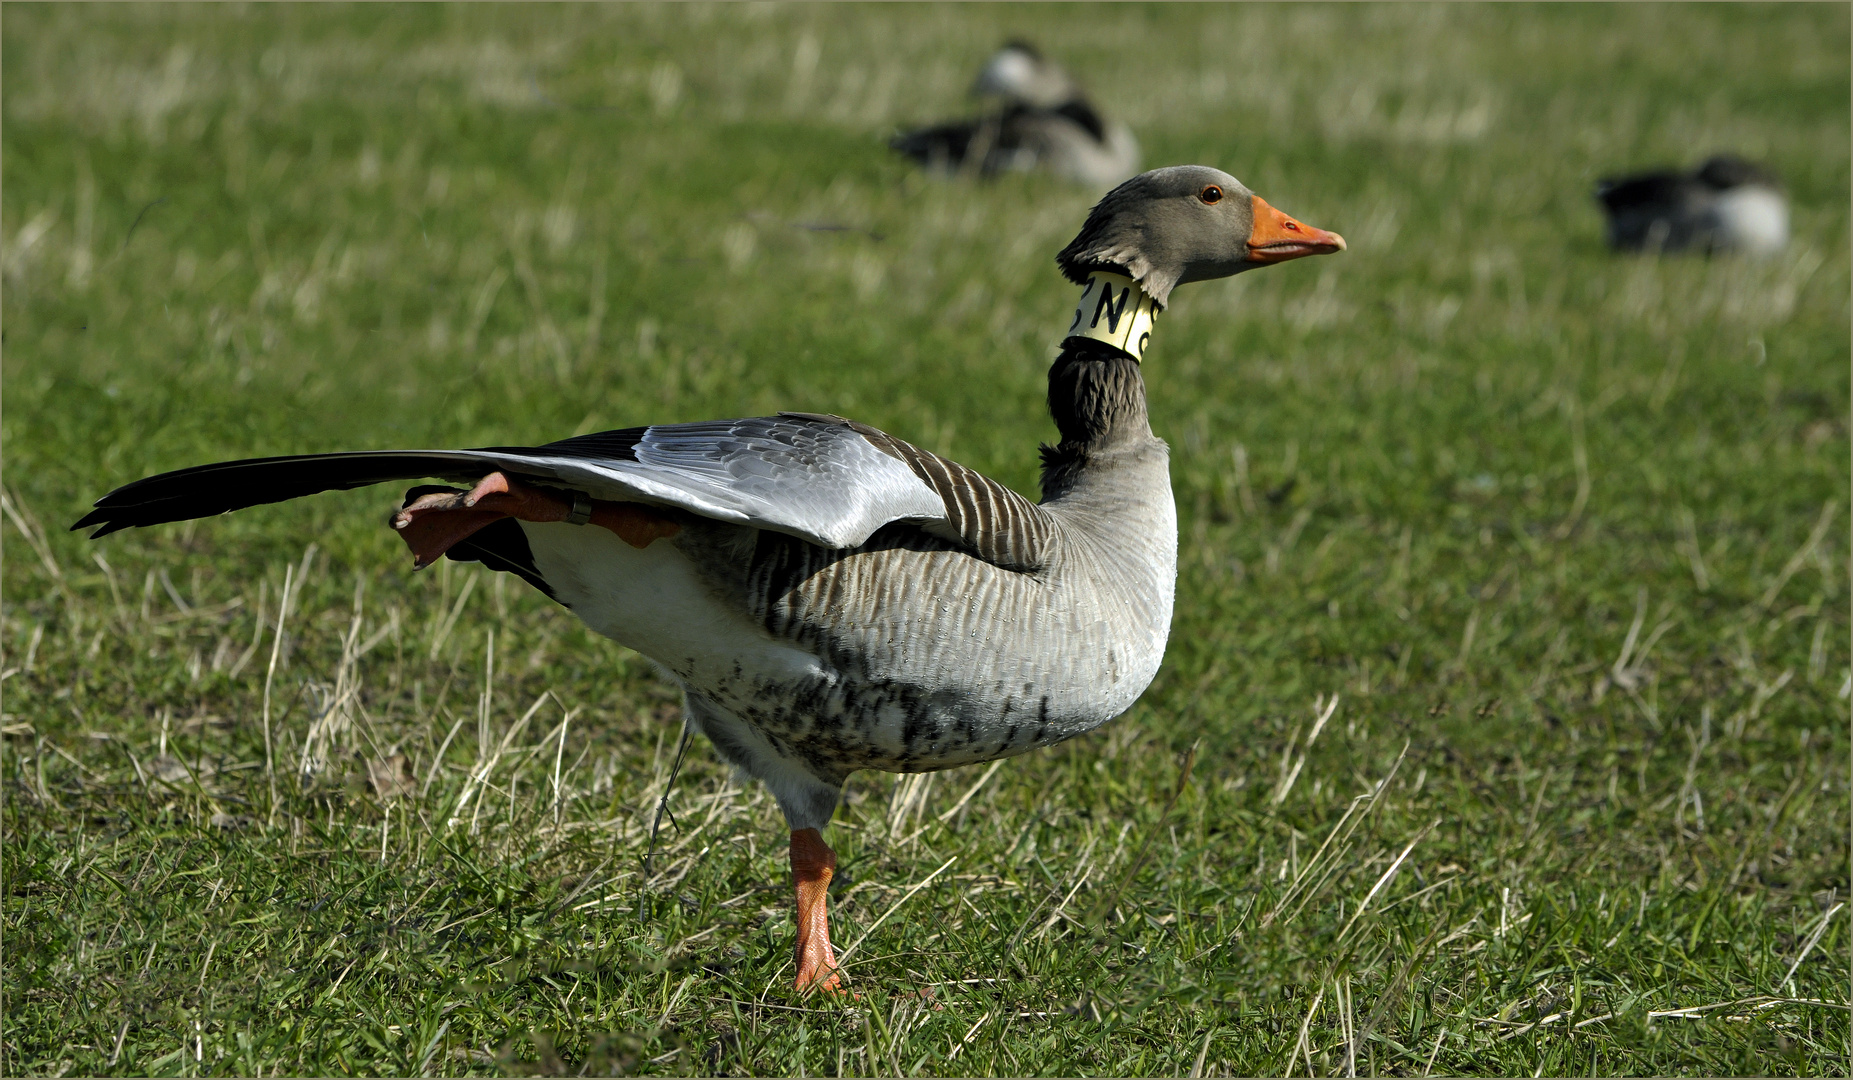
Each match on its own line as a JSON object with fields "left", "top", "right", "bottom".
{"left": 1246, "top": 195, "right": 1347, "bottom": 264}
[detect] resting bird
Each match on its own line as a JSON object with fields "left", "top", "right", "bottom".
{"left": 76, "top": 165, "right": 1344, "bottom": 992}
{"left": 890, "top": 40, "right": 1141, "bottom": 189}
{"left": 1595, "top": 153, "right": 1789, "bottom": 256}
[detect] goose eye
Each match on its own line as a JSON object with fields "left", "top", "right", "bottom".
{"left": 1198, "top": 185, "right": 1223, "bottom": 205}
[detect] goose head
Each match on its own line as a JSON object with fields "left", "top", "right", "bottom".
{"left": 972, "top": 40, "right": 1079, "bottom": 109}
{"left": 1695, "top": 153, "right": 1782, "bottom": 192}
{"left": 1056, "top": 165, "right": 1345, "bottom": 307}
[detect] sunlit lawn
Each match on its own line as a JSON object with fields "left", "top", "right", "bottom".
{"left": 3, "top": 4, "right": 1848, "bottom": 1075}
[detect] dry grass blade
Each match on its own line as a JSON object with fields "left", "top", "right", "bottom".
{"left": 1675, "top": 505, "right": 1710, "bottom": 591}
{"left": 1190, "top": 1027, "right": 1213, "bottom": 1077}
{"left": 549, "top": 707, "right": 576, "bottom": 826}
{"left": 1031, "top": 860, "right": 1093, "bottom": 942}
{"left": 1335, "top": 818, "right": 1438, "bottom": 946}
{"left": 946, "top": 1011, "right": 993, "bottom": 1063}
{"left": 2, "top": 486, "right": 65, "bottom": 583}
{"left": 1649, "top": 995, "right": 1853, "bottom": 1020}
{"left": 1420, "top": 1030, "right": 1447, "bottom": 1076}
{"left": 1553, "top": 395, "right": 1590, "bottom": 538}
{"left": 835, "top": 855, "right": 958, "bottom": 975}
{"left": 887, "top": 771, "right": 935, "bottom": 841}
{"left": 1779, "top": 901, "right": 1845, "bottom": 994}
{"left": 1271, "top": 694, "right": 1340, "bottom": 805}
{"left": 452, "top": 692, "right": 550, "bottom": 832}
{"left": 1289, "top": 983, "right": 1326, "bottom": 1078}
{"left": 428, "top": 571, "right": 479, "bottom": 661}
{"left": 260, "top": 558, "right": 304, "bottom": 817}
{"left": 935, "top": 758, "right": 1006, "bottom": 825}
{"left": 1758, "top": 500, "right": 1837, "bottom": 609}
{"left": 421, "top": 715, "right": 468, "bottom": 797}
{"left": 1266, "top": 742, "right": 1409, "bottom": 928}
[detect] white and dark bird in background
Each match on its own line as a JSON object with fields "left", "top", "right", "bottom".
{"left": 76, "top": 165, "right": 1344, "bottom": 993}
{"left": 890, "top": 40, "right": 1141, "bottom": 190}
{"left": 1594, "top": 153, "right": 1788, "bottom": 256}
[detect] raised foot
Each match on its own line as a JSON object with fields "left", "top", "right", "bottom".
{"left": 390, "top": 472, "right": 569, "bottom": 569}
{"left": 388, "top": 472, "right": 682, "bottom": 569}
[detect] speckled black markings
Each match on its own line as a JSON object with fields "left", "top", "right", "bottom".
{"left": 700, "top": 418, "right": 1109, "bottom": 775}
{"left": 678, "top": 515, "right": 1088, "bottom": 778}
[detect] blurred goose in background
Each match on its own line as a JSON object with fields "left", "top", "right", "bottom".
{"left": 890, "top": 40, "right": 1141, "bottom": 189}
{"left": 1595, "top": 154, "right": 1788, "bottom": 256}
{"left": 76, "top": 165, "right": 1342, "bottom": 994}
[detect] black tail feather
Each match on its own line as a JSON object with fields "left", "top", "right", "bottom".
{"left": 75, "top": 426, "right": 657, "bottom": 538}
{"left": 72, "top": 451, "right": 505, "bottom": 537}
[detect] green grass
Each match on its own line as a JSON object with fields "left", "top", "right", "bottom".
{"left": 3, "top": 3, "right": 1848, "bottom": 1075}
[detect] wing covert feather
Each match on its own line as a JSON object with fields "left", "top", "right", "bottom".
{"left": 501, "top": 416, "right": 949, "bottom": 548}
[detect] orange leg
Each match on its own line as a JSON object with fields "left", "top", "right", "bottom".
{"left": 389, "top": 472, "right": 680, "bottom": 568}
{"left": 791, "top": 828, "right": 844, "bottom": 993}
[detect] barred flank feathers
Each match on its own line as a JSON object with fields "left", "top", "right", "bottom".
{"left": 847, "top": 422, "right": 1053, "bottom": 574}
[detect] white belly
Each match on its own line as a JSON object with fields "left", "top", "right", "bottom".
{"left": 519, "top": 521, "right": 822, "bottom": 685}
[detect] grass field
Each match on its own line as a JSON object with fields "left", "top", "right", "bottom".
{"left": 3, "top": 4, "right": 1849, "bottom": 1075}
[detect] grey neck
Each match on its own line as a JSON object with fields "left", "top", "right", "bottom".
{"left": 1047, "top": 339, "right": 1151, "bottom": 445}
{"left": 1039, "top": 338, "right": 1154, "bottom": 495}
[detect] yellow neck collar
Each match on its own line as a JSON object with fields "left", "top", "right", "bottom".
{"left": 1063, "top": 271, "right": 1159, "bottom": 360}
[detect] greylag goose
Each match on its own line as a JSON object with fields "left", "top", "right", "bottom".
{"left": 1595, "top": 153, "right": 1788, "bottom": 255}
{"left": 75, "top": 165, "right": 1344, "bottom": 992}
{"left": 890, "top": 40, "right": 1141, "bottom": 189}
